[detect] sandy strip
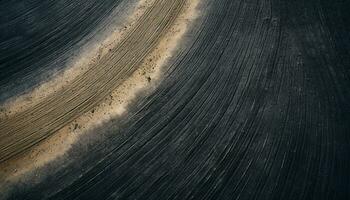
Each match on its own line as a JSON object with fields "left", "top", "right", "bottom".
{"left": 0, "top": 0, "right": 200, "bottom": 186}
{"left": 0, "top": 0, "right": 186, "bottom": 163}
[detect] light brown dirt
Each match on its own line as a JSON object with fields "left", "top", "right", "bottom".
{"left": 0, "top": 0, "right": 200, "bottom": 184}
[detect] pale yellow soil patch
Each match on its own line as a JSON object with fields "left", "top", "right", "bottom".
{"left": 0, "top": 0, "right": 200, "bottom": 185}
